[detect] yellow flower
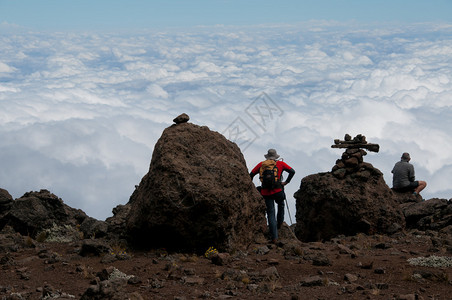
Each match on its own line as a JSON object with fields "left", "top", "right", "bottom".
{"left": 204, "top": 246, "right": 218, "bottom": 258}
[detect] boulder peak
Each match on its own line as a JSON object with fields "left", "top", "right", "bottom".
{"left": 126, "top": 122, "right": 266, "bottom": 252}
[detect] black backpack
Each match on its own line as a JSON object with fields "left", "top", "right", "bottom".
{"left": 259, "top": 160, "right": 280, "bottom": 189}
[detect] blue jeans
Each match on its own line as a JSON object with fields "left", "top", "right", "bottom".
{"left": 263, "top": 191, "right": 285, "bottom": 240}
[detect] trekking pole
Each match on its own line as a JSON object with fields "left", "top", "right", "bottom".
{"left": 285, "top": 198, "right": 293, "bottom": 225}
{"left": 280, "top": 177, "right": 293, "bottom": 226}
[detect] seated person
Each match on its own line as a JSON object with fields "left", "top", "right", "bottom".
{"left": 392, "top": 152, "right": 426, "bottom": 196}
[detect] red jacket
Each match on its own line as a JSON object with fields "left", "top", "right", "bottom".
{"left": 250, "top": 160, "right": 295, "bottom": 196}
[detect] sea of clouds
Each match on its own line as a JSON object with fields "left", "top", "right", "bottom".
{"left": 1, "top": 21, "right": 451, "bottom": 221}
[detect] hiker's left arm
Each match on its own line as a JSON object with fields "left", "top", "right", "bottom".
{"left": 281, "top": 167, "right": 295, "bottom": 186}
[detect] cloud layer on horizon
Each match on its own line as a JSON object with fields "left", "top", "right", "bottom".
{"left": 1, "top": 22, "right": 451, "bottom": 220}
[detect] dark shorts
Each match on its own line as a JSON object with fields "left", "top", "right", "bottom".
{"left": 393, "top": 181, "right": 419, "bottom": 193}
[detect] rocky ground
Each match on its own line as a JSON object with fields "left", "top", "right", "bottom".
{"left": 1, "top": 224, "right": 452, "bottom": 300}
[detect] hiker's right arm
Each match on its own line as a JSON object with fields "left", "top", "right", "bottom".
{"left": 250, "top": 162, "right": 262, "bottom": 179}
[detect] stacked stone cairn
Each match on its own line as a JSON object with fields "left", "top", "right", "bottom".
{"left": 331, "top": 134, "right": 380, "bottom": 179}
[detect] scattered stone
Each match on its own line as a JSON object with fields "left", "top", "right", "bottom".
{"left": 376, "top": 282, "right": 389, "bottom": 290}
{"left": 412, "top": 269, "right": 448, "bottom": 281}
{"left": 129, "top": 292, "right": 144, "bottom": 300}
{"left": 374, "top": 242, "right": 391, "bottom": 249}
{"left": 360, "top": 261, "right": 374, "bottom": 269}
{"left": 101, "top": 253, "right": 117, "bottom": 264}
{"left": 79, "top": 239, "right": 112, "bottom": 257}
{"left": 260, "top": 266, "right": 280, "bottom": 281}
{"left": 344, "top": 273, "right": 358, "bottom": 283}
{"left": 183, "top": 276, "right": 205, "bottom": 285}
{"left": 282, "top": 240, "right": 304, "bottom": 258}
{"left": 299, "top": 275, "right": 325, "bottom": 287}
{"left": 337, "top": 244, "right": 356, "bottom": 257}
{"left": 221, "top": 268, "right": 246, "bottom": 282}
{"left": 127, "top": 276, "right": 142, "bottom": 285}
{"left": 247, "top": 284, "right": 259, "bottom": 292}
{"left": 80, "top": 278, "right": 129, "bottom": 300}
{"left": 211, "top": 253, "right": 231, "bottom": 266}
{"left": 312, "top": 254, "right": 331, "bottom": 266}
{"left": 255, "top": 245, "right": 270, "bottom": 255}
{"left": 0, "top": 253, "right": 15, "bottom": 266}
{"left": 397, "top": 294, "right": 418, "bottom": 300}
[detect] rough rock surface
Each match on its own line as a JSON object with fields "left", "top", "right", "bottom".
{"left": 392, "top": 189, "right": 424, "bottom": 204}
{"left": 0, "top": 188, "right": 13, "bottom": 221}
{"left": 0, "top": 189, "right": 105, "bottom": 239}
{"left": 105, "top": 203, "right": 131, "bottom": 242}
{"left": 125, "top": 122, "right": 267, "bottom": 252}
{"left": 294, "top": 167, "right": 405, "bottom": 242}
{"left": 401, "top": 198, "right": 452, "bottom": 231}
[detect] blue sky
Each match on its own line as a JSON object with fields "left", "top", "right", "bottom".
{"left": 1, "top": 0, "right": 452, "bottom": 30}
{"left": 1, "top": 1, "right": 452, "bottom": 221}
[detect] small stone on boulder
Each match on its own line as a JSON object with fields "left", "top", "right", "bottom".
{"left": 173, "top": 113, "right": 190, "bottom": 124}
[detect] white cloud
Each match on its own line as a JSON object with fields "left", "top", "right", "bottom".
{"left": 146, "top": 84, "right": 169, "bottom": 99}
{"left": 1, "top": 22, "right": 452, "bottom": 220}
{"left": 0, "top": 61, "right": 16, "bottom": 73}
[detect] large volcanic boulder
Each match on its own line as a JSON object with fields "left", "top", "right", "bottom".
{"left": 294, "top": 165, "right": 405, "bottom": 242}
{"left": 125, "top": 120, "right": 266, "bottom": 252}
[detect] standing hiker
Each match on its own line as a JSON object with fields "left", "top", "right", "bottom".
{"left": 392, "top": 152, "right": 427, "bottom": 196}
{"left": 250, "top": 149, "right": 295, "bottom": 243}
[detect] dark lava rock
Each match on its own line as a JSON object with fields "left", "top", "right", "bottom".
{"left": 401, "top": 198, "right": 452, "bottom": 231}
{"left": 0, "top": 189, "right": 91, "bottom": 238}
{"left": 125, "top": 122, "right": 266, "bottom": 252}
{"left": 80, "top": 278, "right": 129, "bottom": 300}
{"left": 294, "top": 166, "right": 405, "bottom": 242}
{"left": 105, "top": 204, "right": 131, "bottom": 241}
{"left": 79, "top": 239, "right": 113, "bottom": 257}
{"left": 0, "top": 188, "right": 13, "bottom": 224}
